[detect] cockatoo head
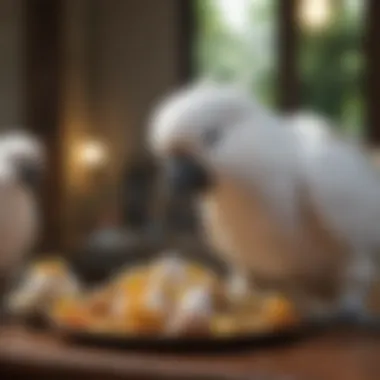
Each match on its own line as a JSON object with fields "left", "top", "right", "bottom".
{"left": 0, "top": 130, "right": 45, "bottom": 190}
{"left": 149, "top": 82, "right": 266, "bottom": 197}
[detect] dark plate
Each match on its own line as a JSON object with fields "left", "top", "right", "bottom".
{"left": 56, "top": 322, "right": 324, "bottom": 353}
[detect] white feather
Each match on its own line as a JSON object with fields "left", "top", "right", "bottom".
{"left": 0, "top": 130, "right": 44, "bottom": 283}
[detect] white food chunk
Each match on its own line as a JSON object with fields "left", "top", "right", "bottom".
{"left": 166, "top": 285, "right": 213, "bottom": 335}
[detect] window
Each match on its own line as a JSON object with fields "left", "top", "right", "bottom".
{"left": 194, "top": 0, "right": 366, "bottom": 137}
{"left": 298, "top": 0, "right": 366, "bottom": 137}
{"left": 194, "top": 0, "right": 278, "bottom": 106}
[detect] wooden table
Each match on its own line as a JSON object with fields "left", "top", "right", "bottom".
{"left": 0, "top": 327, "right": 380, "bottom": 380}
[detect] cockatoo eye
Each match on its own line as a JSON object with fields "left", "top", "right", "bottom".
{"left": 201, "top": 127, "right": 222, "bottom": 148}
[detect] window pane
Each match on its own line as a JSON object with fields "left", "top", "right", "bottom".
{"left": 298, "top": 0, "right": 366, "bottom": 138}
{"left": 193, "top": 0, "right": 278, "bottom": 106}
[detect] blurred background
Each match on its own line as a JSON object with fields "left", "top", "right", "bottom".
{"left": 0, "top": 0, "right": 378, "bottom": 256}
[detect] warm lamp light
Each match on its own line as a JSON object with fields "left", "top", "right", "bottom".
{"left": 299, "top": 0, "right": 332, "bottom": 30}
{"left": 79, "top": 140, "right": 107, "bottom": 168}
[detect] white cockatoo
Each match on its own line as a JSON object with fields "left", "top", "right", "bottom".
{"left": 148, "top": 82, "right": 380, "bottom": 322}
{"left": 0, "top": 130, "right": 45, "bottom": 303}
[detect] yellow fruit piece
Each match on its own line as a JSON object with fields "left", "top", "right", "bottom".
{"left": 86, "top": 318, "right": 133, "bottom": 335}
{"left": 211, "top": 314, "right": 239, "bottom": 337}
{"left": 127, "top": 300, "right": 166, "bottom": 335}
{"left": 51, "top": 297, "right": 91, "bottom": 329}
{"left": 261, "top": 295, "right": 299, "bottom": 329}
{"left": 86, "top": 290, "right": 113, "bottom": 318}
{"left": 51, "top": 297, "right": 78, "bottom": 315}
{"left": 114, "top": 267, "right": 149, "bottom": 299}
{"left": 186, "top": 263, "right": 218, "bottom": 286}
{"left": 33, "top": 258, "right": 68, "bottom": 277}
{"left": 238, "top": 314, "right": 273, "bottom": 334}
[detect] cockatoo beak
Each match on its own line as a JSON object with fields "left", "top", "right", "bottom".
{"left": 19, "top": 161, "right": 43, "bottom": 189}
{"left": 164, "top": 153, "right": 211, "bottom": 197}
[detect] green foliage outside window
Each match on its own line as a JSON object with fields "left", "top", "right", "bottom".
{"left": 194, "top": 0, "right": 365, "bottom": 137}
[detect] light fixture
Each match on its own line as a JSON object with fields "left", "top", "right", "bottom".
{"left": 299, "top": 0, "right": 332, "bottom": 30}
{"left": 79, "top": 139, "right": 107, "bottom": 168}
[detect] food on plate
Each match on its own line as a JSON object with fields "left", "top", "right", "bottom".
{"left": 225, "top": 273, "right": 253, "bottom": 306}
{"left": 6, "top": 257, "right": 81, "bottom": 317}
{"left": 260, "top": 294, "right": 300, "bottom": 328}
{"left": 50, "top": 296, "right": 91, "bottom": 328}
{"left": 14, "top": 254, "right": 300, "bottom": 338}
{"left": 166, "top": 285, "right": 214, "bottom": 336}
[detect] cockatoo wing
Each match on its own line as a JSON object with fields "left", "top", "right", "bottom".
{"left": 298, "top": 134, "right": 380, "bottom": 248}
